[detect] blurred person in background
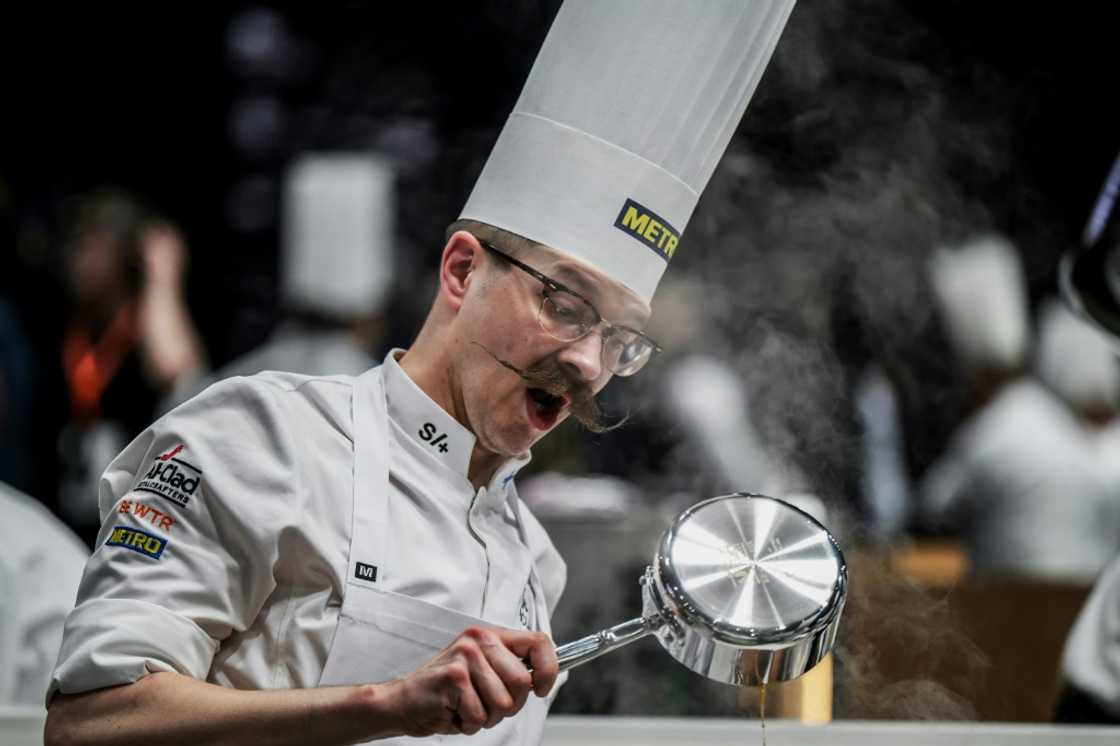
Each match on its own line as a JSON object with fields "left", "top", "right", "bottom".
{"left": 0, "top": 480, "right": 88, "bottom": 705}
{"left": 161, "top": 153, "right": 394, "bottom": 412}
{"left": 43, "top": 4, "right": 794, "bottom": 744}
{"left": 660, "top": 352, "right": 828, "bottom": 522}
{"left": 39, "top": 190, "right": 207, "bottom": 544}
{"left": 921, "top": 236, "right": 1120, "bottom": 581}
{"left": 0, "top": 297, "right": 36, "bottom": 492}
{"left": 854, "top": 364, "right": 912, "bottom": 545}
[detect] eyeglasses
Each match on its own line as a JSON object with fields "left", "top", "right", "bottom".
{"left": 478, "top": 239, "right": 662, "bottom": 377}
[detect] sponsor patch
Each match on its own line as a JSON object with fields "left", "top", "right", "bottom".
{"left": 418, "top": 422, "right": 450, "bottom": 454}
{"left": 354, "top": 562, "right": 378, "bottom": 582}
{"left": 135, "top": 446, "right": 202, "bottom": 508}
{"left": 118, "top": 499, "right": 177, "bottom": 531}
{"left": 158, "top": 444, "right": 184, "bottom": 461}
{"left": 613, "top": 198, "right": 680, "bottom": 261}
{"left": 106, "top": 525, "right": 167, "bottom": 560}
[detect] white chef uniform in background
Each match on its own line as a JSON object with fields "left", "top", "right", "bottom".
{"left": 1064, "top": 554, "right": 1120, "bottom": 719}
{"left": 161, "top": 154, "right": 395, "bottom": 413}
{"left": 0, "top": 482, "right": 88, "bottom": 705}
{"left": 49, "top": 1, "right": 797, "bottom": 742}
{"left": 923, "top": 261, "right": 1120, "bottom": 580}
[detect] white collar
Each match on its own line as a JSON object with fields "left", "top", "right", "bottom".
{"left": 382, "top": 349, "right": 530, "bottom": 488}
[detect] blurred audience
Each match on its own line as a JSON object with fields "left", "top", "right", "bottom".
{"left": 927, "top": 235, "right": 1030, "bottom": 414}
{"left": 855, "top": 364, "right": 911, "bottom": 544}
{"left": 659, "top": 352, "right": 829, "bottom": 527}
{"left": 0, "top": 298, "right": 36, "bottom": 492}
{"left": 661, "top": 354, "right": 785, "bottom": 496}
{"left": 40, "top": 190, "right": 205, "bottom": 542}
{"left": 0, "top": 480, "right": 88, "bottom": 705}
{"left": 921, "top": 236, "right": 1120, "bottom": 581}
{"left": 161, "top": 153, "right": 395, "bottom": 411}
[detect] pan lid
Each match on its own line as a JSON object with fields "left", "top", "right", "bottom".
{"left": 655, "top": 493, "right": 846, "bottom": 646}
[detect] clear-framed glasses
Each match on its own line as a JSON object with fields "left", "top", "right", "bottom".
{"left": 478, "top": 239, "right": 662, "bottom": 377}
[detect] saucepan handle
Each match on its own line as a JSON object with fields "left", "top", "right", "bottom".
{"left": 552, "top": 616, "right": 661, "bottom": 673}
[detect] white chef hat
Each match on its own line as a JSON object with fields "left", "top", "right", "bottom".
{"left": 282, "top": 153, "right": 396, "bottom": 318}
{"left": 460, "top": 0, "right": 796, "bottom": 305}
{"left": 929, "top": 235, "right": 1029, "bottom": 373}
{"left": 1036, "top": 299, "right": 1120, "bottom": 412}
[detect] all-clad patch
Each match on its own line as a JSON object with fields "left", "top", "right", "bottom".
{"left": 135, "top": 445, "right": 202, "bottom": 508}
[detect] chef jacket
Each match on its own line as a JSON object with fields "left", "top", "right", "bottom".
{"left": 159, "top": 324, "right": 378, "bottom": 415}
{"left": 920, "top": 379, "right": 1120, "bottom": 582}
{"left": 49, "top": 350, "right": 567, "bottom": 742}
{"left": 0, "top": 481, "right": 88, "bottom": 705}
{"left": 1063, "top": 553, "right": 1120, "bottom": 719}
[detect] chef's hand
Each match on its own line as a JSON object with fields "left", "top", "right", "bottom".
{"left": 381, "top": 626, "right": 559, "bottom": 738}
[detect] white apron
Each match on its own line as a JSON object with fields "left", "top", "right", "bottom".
{"left": 318, "top": 368, "right": 552, "bottom": 744}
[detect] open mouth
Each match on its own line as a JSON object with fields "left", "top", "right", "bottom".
{"left": 526, "top": 387, "right": 567, "bottom": 430}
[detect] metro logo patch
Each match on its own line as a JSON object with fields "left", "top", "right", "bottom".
{"left": 613, "top": 198, "right": 680, "bottom": 261}
{"left": 106, "top": 525, "right": 167, "bottom": 560}
{"left": 135, "top": 450, "right": 202, "bottom": 508}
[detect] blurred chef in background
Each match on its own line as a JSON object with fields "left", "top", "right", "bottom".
{"left": 51, "top": 190, "right": 206, "bottom": 543}
{"left": 161, "top": 153, "right": 395, "bottom": 411}
{"left": 1057, "top": 148, "right": 1120, "bottom": 723}
{"left": 0, "top": 296, "right": 36, "bottom": 492}
{"left": 0, "top": 481, "right": 88, "bottom": 705}
{"left": 919, "top": 235, "right": 1120, "bottom": 581}
{"left": 44, "top": 2, "right": 796, "bottom": 744}
{"left": 854, "top": 364, "right": 912, "bottom": 545}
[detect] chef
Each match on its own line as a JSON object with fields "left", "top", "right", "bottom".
{"left": 1056, "top": 149, "right": 1120, "bottom": 723}
{"left": 160, "top": 153, "right": 397, "bottom": 412}
{"left": 0, "top": 481, "right": 88, "bottom": 706}
{"left": 44, "top": 1, "right": 795, "bottom": 743}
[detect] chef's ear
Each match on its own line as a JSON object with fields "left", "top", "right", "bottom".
{"left": 438, "top": 231, "right": 484, "bottom": 312}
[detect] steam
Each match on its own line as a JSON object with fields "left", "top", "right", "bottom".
{"left": 637, "top": 0, "right": 1022, "bottom": 720}
{"left": 641, "top": 0, "right": 1034, "bottom": 511}
{"left": 832, "top": 554, "right": 990, "bottom": 720}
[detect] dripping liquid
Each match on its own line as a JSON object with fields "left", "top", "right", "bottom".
{"left": 759, "top": 682, "right": 767, "bottom": 746}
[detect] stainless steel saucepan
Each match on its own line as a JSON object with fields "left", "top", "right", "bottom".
{"left": 553, "top": 493, "right": 847, "bottom": 686}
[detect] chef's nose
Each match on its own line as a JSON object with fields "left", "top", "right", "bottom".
{"left": 557, "top": 330, "right": 604, "bottom": 383}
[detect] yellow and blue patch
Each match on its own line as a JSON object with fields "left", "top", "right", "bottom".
{"left": 105, "top": 525, "right": 168, "bottom": 560}
{"left": 613, "top": 198, "right": 680, "bottom": 261}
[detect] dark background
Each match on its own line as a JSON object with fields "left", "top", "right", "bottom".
{"left": 4, "top": 2, "right": 1118, "bottom": 361}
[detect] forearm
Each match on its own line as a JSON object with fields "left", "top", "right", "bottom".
{"left": 137, "top": 286, "right": 207, "bottom": 386}
{"left": 45, "top": 671, "right": 403, "bottom": 746}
